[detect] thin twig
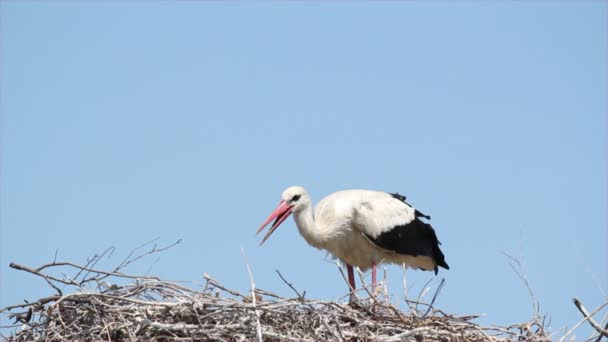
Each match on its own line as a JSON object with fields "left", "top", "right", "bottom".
{"left": 334, "top": 262, "right": 357, "bottom": 302}
{"left": 422, "top": 278, "right": 445, "bottom": 317}
{"left": 503, "top": 253, "right": 539, "bottom": 316}
{"left": 402, "top": 264, "right": 417, "bottom": 316}
{"left": 241, "top": 248, "right": 263, "bottom": 342}
{"left": 275, "top": 270, "right": 305, "bottom": 301}
{"left": 573, "top": 298, "right": 608, "bottom": 339}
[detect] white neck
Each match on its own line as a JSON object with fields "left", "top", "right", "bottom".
{"left": 293, "top": 204, "right": 325, "bottom": 248}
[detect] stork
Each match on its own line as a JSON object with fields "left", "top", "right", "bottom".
{"left": 256, "top": 186, "right": 449, "bottom": 301}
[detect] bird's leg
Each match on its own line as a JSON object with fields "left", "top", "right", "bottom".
{"left": 372, "top": 262, "right": 377, "bottom": 292}
{"left": 347, "top": 264, "right": 356, "bottom": 303}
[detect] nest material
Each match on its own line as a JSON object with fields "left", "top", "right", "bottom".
{"left": 1, "top": 244, "right": 550, "bottom": 341}
{"left": 1, "top": 270, "right": 550, "bottom": 342}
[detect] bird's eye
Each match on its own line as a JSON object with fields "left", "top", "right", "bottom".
{"left": 291, "top": 194, "right": 301, "bottom": 202}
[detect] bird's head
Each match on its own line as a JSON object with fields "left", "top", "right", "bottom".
{"left": 256, "top": 186, "right": 310, "bottom": 245}
{"left": 281, "top": 186, "right": 310, "bottom": 212}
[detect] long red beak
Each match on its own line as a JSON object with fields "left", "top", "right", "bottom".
{"left": 256, "top": 200, "right": 294, "bottom": 245}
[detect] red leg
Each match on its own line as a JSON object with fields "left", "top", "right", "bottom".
{"left": 347, "top": 264, "right": 356, "bottom": 302}
{"left": 372, "top": 263, "right": 377, "bottom": 292}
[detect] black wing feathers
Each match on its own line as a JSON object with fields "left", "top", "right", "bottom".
{"left": 366, "top": 219, "right": 449, "bottom": 273}
{"left": 390, "top": 192, "right": 431, "bottom": 219}
{"left": 366, "top": 192, "right": 450, "bottom": 274}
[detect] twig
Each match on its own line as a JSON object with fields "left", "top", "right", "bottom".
{"left": 416, "top": 277, "right": 434, "bottom": 312}
{"left": 10, "top": 261, "right": 158, "bottom": 283}
{"left": 241, "top": 248, "right": 263, "bottom": 342}
{"left": 503, "top": 253, "right": 539, "bottom": 316}
{"left": 596, "top": 318, "right": 608, "bottom": 342}
{"left": 572, "top": 298, "right": 608, "bottom": 339}
{"left": 402, "top": 264, "right": 417, "bottom": 316}
{"left": 355, "top": 268, "right": 377, "bottom": 303}
{"left": 203, "top": 273, "right": 248, "bottom": 299}
{"left": 275, "top": 270, "right": 305, "bottom": 300}
{"left": 560, "top": 300, "right": 608, "bottom": 342}
{"left": 422, "top": 278, "right": 445, "bottom": 317}
{"left": 334, "top": 262, "right": 357, "bottom": 302}
{"left": 9, "top": 263, "right": 74, "bottom": 289}
{"left": 78, "top": 246, "right": 115, "bottom": 284}
{"left": 114, "top": 239, "right": 181, "bottom": 274}
{"left": 0, "top": 295, "right": 61, "bottom": 313}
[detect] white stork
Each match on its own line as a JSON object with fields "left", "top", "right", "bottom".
{"left": 256, "top": 186, "right": 449, "bottom": 301}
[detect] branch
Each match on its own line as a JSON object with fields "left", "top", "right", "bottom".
{"left": 0, "top": 295, "right": 59, "bottom": 313}
{"left": 11, "top": 262, "right": 158, "bottom": 282}
{"left": 114, "top": 238, "right": 181, "bottom": 273}
{"left": 503, "top": 253, "right": 539, "bottom": 316}
{"left": 573, "top": 298, "right": 608, "bottom": 339}
{"left": 275, "top": 270, "right": 305, "bottom": 301}
{"left": 241, "top": 248, "right": 263, "bottom": 342}
{"left": 422, "top": 278, "right": 445, "bottom": 317}
{"left": 9, "top": 262, "right": 75, "bottom": 291}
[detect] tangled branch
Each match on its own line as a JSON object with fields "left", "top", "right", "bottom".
{"left": 2, "top": 245, "right": 553, "bottom": 341}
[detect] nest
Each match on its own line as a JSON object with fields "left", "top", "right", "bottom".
{"left": 1, "top": 243, "right": 552, "bottom": 341}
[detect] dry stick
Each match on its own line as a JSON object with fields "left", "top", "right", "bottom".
{"left": 415, "top": 277, "right": 434, "bottom": 313}
{"left": 117, "top": 239, "right": 180, "bottom": 272}
{"left": 383, "top": 326, "right": 445, "bottom": 342}
{"left": 53, "top": 249, "right": 59, "bottom": 264}
{"left": 383, "top": 267, "right": 389, "bottom": 306}
{"left": 113, "top": 312, "right": 135, "bottom": 342}
{"left": 134, "top": 317, "right": 202, "bottom": 331}
{"left": 402, "top": 264, "right": 417, "bottom": 316}
{"left": 319, "top": 314, "right": 342, "bottom": 342}
{"left": 53, "top": 292, "right": 181, "bottom": 308}
{"left": 559, "top": 300, "right": 608, "bottom": 342}
{"left": 78, "top": 246, "right": 115, "bottom": 284}
{"left": 422, "top": 278, "right": 445, "bottom": 317}
{"left": 334, "top": 262, "right": 358, "bottom": 302}
{"left": 331, "top": 315, "right": 345, "bottom": 342}
{"left": 144, "top": 256, "right": 161, "bottom": 277}
{"left": 355, "top": 268, "right": 377, "bottom": 303}
{"left": 203, "top": 273, "right": 249, "bottom": 300}
{"left": 115, "top": 238, "right": 160, "bottom": 270}
{"left": 189, "top": 301, "right": 205, "bottom": 330}
{"left": 0, "top": 295, "right": 61, "bottom": 313}
{"left": 275, "top": 270, "right": 305, "bottom": 300}
{"left": 101, "top": 318, "right": 111, "bottom": 342}
{"left": 596, "top": 319, "right": 608, "bottom": 342}
{"left": 572, "top": 298, "right": 608, "bottom": 339}
{"left": 254, "top": 288, "right": 286, "bottom": 300}
{"left": 12, "top": 261, "right": 158, "bottom": 282}
{"left": 351, "top": 268, "right": 409, "bottom": 325}
{"left": 8, "top": 263, "right": 68, "bottom": 294}
{"left": 472, "top": 324, "right": 496, "bottom": 341}
{"left": 241, "top": 248, "right": 263, "bottom": 342}
{"left": 503, "top": 253, "right": 540, "bottom": 317}
{"left": 586, "top": 311, "right": 608, "bottom": 342}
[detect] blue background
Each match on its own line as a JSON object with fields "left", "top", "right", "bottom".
{"left": 1, "top": 2, "right": 606, "bottom": 339}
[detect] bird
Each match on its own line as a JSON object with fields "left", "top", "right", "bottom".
{"left": 256, "top": 186, "right": 449, "bottom": 302}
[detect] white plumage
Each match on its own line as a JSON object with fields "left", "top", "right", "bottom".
{"left": 257, "top": 186, "right": 449, "bottom": 300}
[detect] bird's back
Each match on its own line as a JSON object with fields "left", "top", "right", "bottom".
{"left": 312, "top": 189, "right": 449, "bottom": 273}
{"left": 313, "top": 189, "right": 390, "bottom": 227}
{"left": 314, "top": 189, "right": 416, "bottom": 232}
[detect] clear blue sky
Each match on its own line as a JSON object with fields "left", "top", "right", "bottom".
{"left": 1, "top": 1, "right": 606, "bottom": 339}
